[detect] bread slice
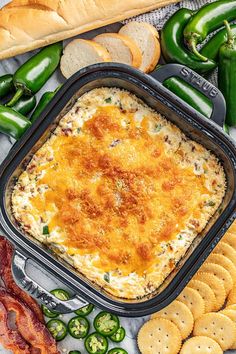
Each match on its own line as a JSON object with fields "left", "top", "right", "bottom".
{"left": 60, "top": 39, "right": 111, "bottom": 79}
{"left": 119, "top": 22, "right": 161, "bottom": 73}
{"left": 93, "top": 33, "right": 142, "bottom": 69}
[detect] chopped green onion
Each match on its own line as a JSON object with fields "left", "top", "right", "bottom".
{"left": 104, "top": 272, "right": 110, "bottom": 283}
{"left": 105, "top": 97, "right": 112, "bottom": 103}
{"left": 43, "top": 225, "right": 49, "bottom": 235}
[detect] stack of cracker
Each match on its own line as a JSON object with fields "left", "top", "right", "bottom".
{"left": 138, "top": 221, "right": 236, "bottom": 354}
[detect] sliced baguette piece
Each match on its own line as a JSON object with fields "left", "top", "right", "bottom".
{"left": 60, "top": 39, "right": 111, "bottom": 79}
{"left": 119, "top": 21, "right": 161, "bottom": 73}
{"left": 93, "top": 33, "right": 142, "bottom": 69}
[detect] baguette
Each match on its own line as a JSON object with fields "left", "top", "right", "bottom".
{"left": 93, "top": 33, "right": 142, "bottom": 68}
{"left": 119, "top": 22, "right": 161, "bottom": 73}
{"left": 60, "top": 39, "right": 111, "bottom": 78}
{"left": 0, "top": 0, "right": 180, "bottom": 60}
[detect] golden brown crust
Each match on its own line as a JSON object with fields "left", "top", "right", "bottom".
{"left": 0, "top": 0, "right": 180, "bottom": 59}
{"left": 11, "top": 88, "right": 226, "bottom": 300}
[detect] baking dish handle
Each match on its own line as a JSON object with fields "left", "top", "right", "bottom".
{"left": 12, "top": 249, "right": 88, "bottom": 313}
{"left": 150, "top": 64, "right": 226, "bottom": 128}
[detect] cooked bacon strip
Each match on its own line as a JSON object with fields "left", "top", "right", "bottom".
{"left": 0, "top": 236, "right": 44, "bottom": 323}
{"left": 0, "top": 289, "right": 59, "bottom": 354}
{"left": 0, "top": 301, "right": 30, "bottom": 354}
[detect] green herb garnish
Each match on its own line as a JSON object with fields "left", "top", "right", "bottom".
{"left": 105, "top": 97, "right": 112, "bottom": 104}
{"left": 43, "top": 225, "right": 49, "bottom": 235}
{"left": 104, "top": 272, "right": 110, "bottom": 283}
{"left": 155, "top": 123, "right": 162, "bottom": 132}
{"left": 206, "top": 201, "right": 216, "bottom": 207}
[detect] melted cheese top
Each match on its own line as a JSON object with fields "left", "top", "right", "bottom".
{"left": 30, "top": 105, "right": 209, "bottom": 276}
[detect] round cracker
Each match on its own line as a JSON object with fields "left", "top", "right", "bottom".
{"left": 222, "top": 231, "right": 236, "bottom": 251}
{"left": 213, "top": 242, "right": 236, "bottom": 268}
{"left": 188, "top": 279, "right": 216, "bottom": 313}
{"left": 207, "top": 253, "right": 236, "bottom": 285}
{"left": 200, "top": 262, "right": 233, "bottom": 295}
{"left": 193, "top": 312, "right": 236, "bottom": 350}
{"left": 226, "top": 284, "right": 236, "bottom": 306}
{"left": 177, "top": 287, "right": 205, "bottom": 320}
{"left": 180, "top": 336, "right": 223, "bottom": 354}
{"left": 193, "top": 272, "right": 226, "bottom": 311}
{"left": 151, "top": 300, "right": 194, "bottom": 339}
{"left": 137, "top": 318, "right": 182, "bottom": 354}
{"left": 220, "top": 309, "right": 236, "bottom": 349}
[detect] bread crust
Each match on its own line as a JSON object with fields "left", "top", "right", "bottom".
{"left": 93, "top": 33, "right": 142, "bottom": 68}
{"left": 60, "top": 39, "right": 111, "bottom": 78}
{"left": 119, "top": 21, "right": 161, "bottom": 73}
{"left": 0, "top": 0, "right": 179, "bottom": 59}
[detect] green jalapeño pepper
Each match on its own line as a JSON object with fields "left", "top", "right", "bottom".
{"left": 161, "top": 8, "right": 216, "bottom": 73}
{"left": 218, "top": 20, "right": 236, "bottom": 127}
{"left": 42, "top": 288, "right": 70, "bottom": 318}
{"left": 11, "top": 95, "right": 36, "bottom": 116}
{"left": 7, "top": 42, "right": 63, "bottom": 107}
{"left": 0, "top": 74, "right": 14, "bottom": 99}
{"left": 200, "top": 23, "right": 236, "bottom": 61}
{"left": 94, "top": 311, "right": 120, "bottom": 337}
{"left": 75, "top": 303, "right": 94, "bottom": 317}
{"left": 85, "top": 332, "right": 108, "bottom": 354}
{"left": 31, "top": 85, "right": 62, "bottom": 122}
{"left": 163, "top": 76, "right": 213, "bottom": 119}
{"left": 184, "top": 0, "right": 236, "bottom": 61}
{"left": 0, "top": 105, "right": 31, "bottom": 140}
{"left": 69, "top": 352, "right": 81, "bottom": 354}
{"left": 68, "top": 316, "right": 90, "bottom": 339}
{"left": 108, "top": 349, "right": 128, "bottom": 354}
{"left": 46, "top": 319, "right": 67, "bottom": 342}
{"left": 224, "top": 124, "right": 230, "bottom": 134}
{"left": 109, "top": 327, "right": 126, "bottom": 343}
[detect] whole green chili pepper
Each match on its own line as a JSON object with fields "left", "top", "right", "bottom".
{"left": 184, "top": 0, "right": 236, "bottom": 61}
{"left": 0, "top": 74, "right": 14, "bottom": 98}
{"left": 31, "top": 85, "right": 61, "bottom": 123}
{"left": 11, "top": 96, "right": 36, "bottom": 116}
{"left": 154, "top": 67, "right": 229, "bottom": 133}
{"left": 218, "top": 20, "right": 236, "bottom": 126}
{"left": 7, "top": 42, "right": 63, "bottom": 107}
{"left": 200, "top": 23, "right": 236, "bottom": 61}
{"left": 163, "top": 76, "right": 213, "bottom": 118}
{"left": 0, "top": 105, "right": 31, "bottom": 139}
{"left": 161, "top": 8, "right": 216, "bottom": 73}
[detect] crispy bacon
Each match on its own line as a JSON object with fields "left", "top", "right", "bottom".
{"left": 0, "top": 301, "right": 30, "bottom": 354}
{"left": 0, "top": 289, "right": 59, "bottom": 354}
{"left": 0, "top": 237, "right": 44, "bottom": 323}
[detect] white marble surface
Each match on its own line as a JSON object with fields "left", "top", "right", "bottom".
{"left": 0, "top": 0, "right": 236, "bottom": 353}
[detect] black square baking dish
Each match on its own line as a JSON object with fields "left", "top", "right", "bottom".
{"left": 0, "top": 63, "right": 236, "bottom": 317}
